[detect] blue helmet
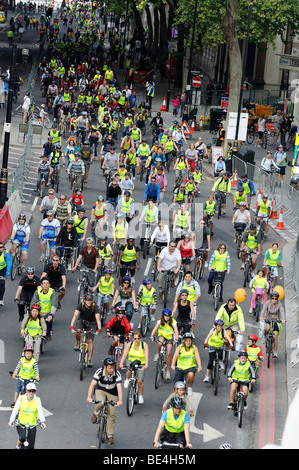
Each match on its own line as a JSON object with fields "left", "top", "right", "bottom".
{"left": 143, "top": 278, "right": 152, "bottom": 285}
{"left": 162, "top": 308, "right": 172, "bottom": 316}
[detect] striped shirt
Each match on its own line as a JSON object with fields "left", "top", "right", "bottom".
{"left": 208, "top": 251, "right": 231, "bottom": 271}
{"left": 93, "top": 367, "right": 121, "bottom": 397}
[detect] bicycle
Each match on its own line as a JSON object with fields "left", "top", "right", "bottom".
{"left": 241, "top": 250, "right": 256, "bottom": 288}
{"left": 141, "top": 222, "right": 152, "bottom": 260}
{"left": 92, "top": 399, "right": 117, "bottom": 449}
{"left": 50, "top": 165, "right": 60, "bottom": 193}
{"left": 193, "top": 249, "right": 206, "bottom": 281}
{"left": 152, "top": 245, "right": 161, "bottom": 281}
{"left": 71, "top": 172, "right": 84, "bottom": 193}
{"left": 231, "top": 380, "right": 248, "bottom": 428}
{"left": 204, "top": 345, "right": 224, "bottom": 396}
{"left": 110, "top": 334, "right": 130, "bottom": 370}
{"left": 57, "top": 246, "right": 75, "bottom": 273}
{"left": 264, "top": 265, "right": 282, "bottom": 297}
{"left": 97, "top": 294, "right": 111, "bottom": 328}
{"left": 211, "top": 270, "right": 226, "bottom": 311}
{"left": 214, "top": 190, "right": 225, "bottom": 219}
{"left": 122, "top": 361, "right": 143, "bottom": 416}
{"left": 11, "top": 419, "right": 43, "bottom": 449}
{"left": 139, "top": 157, "right": 147, "bottom": 182}
{"left": 233, "top": 223, "right": 246, "bottom": 259}
{"left": 139, "top": 303, "right": 154, "bottom": 337}
{"left": 265, "top": 320, "right": 282, "bottom": 368}
{"left": 77, "top": 267, "right": 92, "bottom": 303}
{"left": 10, "top": 241, "right": 23, "bottom": 281}
{"left": 161, "top": 269, "right": 175, "bottom": 308}
{"left": 151, "top": 337, "right": 169, "bottom": 389}
{"left": 37, "top": 172, "right": 47, "bottom": 198}
{"left": 9, "top": 372, "right": 36, "bottom": 396}
{"left": 75, "top": 325, "right": 95, "bottom": 381}
{"left": 252, "top": 293, "right": 263, "bottom": 323}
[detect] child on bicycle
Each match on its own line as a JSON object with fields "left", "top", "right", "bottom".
{"left": 203, "top": 319, "right": 233, "bottom": 383}
{"left": 192, "top": 164, "right": 202, "bottom": 194}
{"left": 227, "top": 350, "right": 256, "bottom": 411}
{"left": 162, "top": 381, "right": 193, "bottom": 416}
{"left": 135, "top": 278, "right": 157, "bottom": 329}
{"left": 105, "top": 306, "right": 133, "bottom": 356}
{"left": 20, "top": 303, "right": 47, "bottom": 363}
{"left": 11, "top": 345, "right": 40, "bottom": 408}
{"left": 248, "top": 268, "right": 268, "bottom": 314}
{"left": 93, "top": 268, "right": 115, "bottom": 314}
{"left": 244, "top": 334, "right": 263, "bottom": 377}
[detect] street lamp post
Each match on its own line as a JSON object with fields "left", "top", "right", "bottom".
{"left": 186, "top": 0, "right": 198, "bottom": 109}
{"left": 0, "top": 44, "right": 17, "bottom": 209}
{"left": 234, "top": 0, "right": 253, "bottom": 142}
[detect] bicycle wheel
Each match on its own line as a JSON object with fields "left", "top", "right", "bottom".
{"left": 143, "top": 241, "right": 148, "bottom": 260}
{"left": 223, "top": 348, "right": 229, "bottom": 375}
{"left": 97, "top": 415, "right": 106, "bottom": 449}
{"left": 246, "top": 129, "right": 255, "bottom": 144}
{"left": 237, "top": 395, "right": 244, "bottom": 428}
{"left": 237, "top": 237, "right": 242, "bottom": 259}
{"left": 154, "top": 355, "right": 162, "bottom": 389}
{"left": 213, "top": 284, "right": 220, "bottom": 311}
{"left": 163, "top": 280, "right": 169, "bottom": 308}
{"left": 140, "top": 314, "right": 148, "bottom": 337}
{"left": 40, "top": 336, "right": 46, "bottom": 355}
{"left": 78, "top": 283, "right": 85, "bottom": 303}
{"left": 39, "top": 181, "right": 45, "bottom": 198}
{"left": 115, "top": 347, "right": 122, "bottom": 370}
{"left": 255, "top": 301, "right": 262, "bottom": 323}
{"left": 217, "top": 199, "right": 222, "bottom": 219}
{"left": 193, "top": 260, "right": 201, "bottom": 282}
{"left": 266, "top": 337, "right": 273, "bottom": 368}
{"left": 213, "top": 362, "right": 220, "bottom": 396}
{"left": 126, "top": 382, "right": 135, "bottom": 416}
{"left": 54, "top": 175, "right": 59, "bottom": 193}
{"left": 79, "top": 347, "right": 86, "bottom": 381}
{"left": 11, "top": 254, "right": 18, "bottom": 281}
{"left": 267, "top": 133, "right": 274, "bottom": 146}
{"left": 101, "top": 305, "right": 108, "bottom": 328}
{"left": 243, "top": 263, "right": 249, "bottom": 288}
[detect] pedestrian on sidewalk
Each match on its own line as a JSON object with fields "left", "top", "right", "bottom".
{"left": 146, "top": 82, "right": 155, "bottom": 110}
{"left": 22, "top": 92, "right": 31, "bottom": 123}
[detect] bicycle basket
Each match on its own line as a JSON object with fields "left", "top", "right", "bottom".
{"left": 213, "top": 271, "right": 226, "bottom": 282}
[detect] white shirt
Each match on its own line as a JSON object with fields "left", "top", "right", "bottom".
{"left": 151, "top": 226, "right": 170, "bottom": 244}
{"left": 159, "top": 246, "right": 181, "bottom": 271}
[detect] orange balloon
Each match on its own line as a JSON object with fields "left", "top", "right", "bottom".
{"left": 272, "top": 285, "right": 284, "bottom": 300}
{"left": 234, "top": 288, "right": 246, "bottom": 303}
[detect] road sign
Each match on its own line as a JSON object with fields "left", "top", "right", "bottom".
{"left": 166, "top": 60, "right": 170, "bottom": 71}
{"left": 221, "top": 97, "right": 229, "bottom": 109}
{"left": 192, "top": 76, "right": 202, "bottom": 88}
{"left": 181, "top": 120, "right": 192, "bottom": 135}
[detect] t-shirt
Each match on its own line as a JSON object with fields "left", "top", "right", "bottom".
{"left": 41, "top": 218, "right": 61, "bottom": 239}
{"left": 159, "top": 247, "right": 181, "bottom": 271}
{"left": 79, "top": 247, "right": 99, "bottom": 269}
{"left": 43, "top": 262, "right": 66, "bottom": 287}
{"left": 19, "top": 275, "right": 40, "bottom": 295}
{"left": 93, "top": 366, "right": 122, "bottom": 396}
{"left": 70, "top": 194, "right": 84, "bottom": 206}
{"left": 75, "top": 301, "right": 99, "bottom": 323}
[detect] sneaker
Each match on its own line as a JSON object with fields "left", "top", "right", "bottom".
{"left": 240, "top": 264, "right": 245, "bottom": 270}
{"left": 138, "top": 395, "right": 144, "bottom": 404}
{"left": 165, "top": 371, "right": 171, "bottom": 380}
{"left": 151, "top": 316, "right": 155, "bottom": 322}
{"left": 249, "top": 308, "right": 253, "bottom": 314}
{"left": 67, "top": 264, "right": 72, "bottom": 271}
{"left": 87, "top": 360, "right": 93, "bottom": 368}
{"left": 227, "top": 403, "right": 234, "bottom": 410}
{"left": 39, "top": 254, "right": 45, "bottom": 262}
{"left": 187, "top": 387, "right": 193, "bottom": 397}
{"left": 124, "top": 379, "right": 129, "bottom": 389}
{"left": 0, "top": 300, "right": 4, "bottom": 307}
{"left": 74, "top": 342, "right": 80, "bottom": 351}
{"left": 220, "top": 362, "right": 225, "bottom": 370}
{"left": 203, "top": 376, "right": 210, "bottom": 383}
{"left": 273, "top": 352, "right": 278, "bottom": 358}
{"left": 153, "top": 354, "right": 159, "bottom": 362}
{"left": 244, "top": 401, "right": 248, "bottom": 410}
{"left": 204, "top": 261, "right": 208, "bottom": 268}
{"left": 159, "top": 292, "right": 163, "bottom": 301}
{"left": 91, "top": 413, "right": 97, "bottom": 424}
{"left": 107, "top": 437, "right": 114, "bottom": 445}
{"left": 208, "top": 288, "right": 213, "bottom": 295}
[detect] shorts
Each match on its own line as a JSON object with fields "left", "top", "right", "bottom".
{"left": 277, "top": 166, "right": 285, "bottom": 175}
{"left": 243, "top": 244, "right": 258, "bottom": 259}
{"left": 75, "top": 319, "right": 97, "bottom": 340}
{"left": 125, "top": 358, "right": 145, "bottom": 381}
{"left": 175, "top": 367, "right": 197, "bottom": 382}
{"left": 257, "top": 212, "right": 269, "bottom": 222}
{"left": 14, "top": 238, "right": 30, "bottom": 252}
{"left": 266, "top": 265, "right": 278, "bottom": 278}
{"left": 112, "top": 239, "right": 125, "bottom": 254}
{"left": 42, "top": 236, "right": 56, "bottom": 249}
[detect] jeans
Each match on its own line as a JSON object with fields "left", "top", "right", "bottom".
{"left": 36, "top": 171, "right": 49, "bottom": 189}
{"left": 115, "top": 300, "right": 134, "bottom": 322}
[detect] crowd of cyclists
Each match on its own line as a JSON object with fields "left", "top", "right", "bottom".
{"left": 2, "top": 1, "right": 287, "bottom": 450}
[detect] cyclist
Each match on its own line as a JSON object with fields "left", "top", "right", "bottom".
{"left": 237, "top": 173, "right": 256, "bottom": 210}
{"left": 11, "top": 345, "right": 40, "bottom": 408}
{"left": 153, "top": 396, "right": 192, "bottom": 449}
{"left": 260, "top": 291, "right": 286, "bottom": 357}
{"left": 117, "top": 237, "right": 140, "bottom": 283}
{"left": 176, "top": 232, "right": 195, "bottom": 273}
{"left": 232, "top": 201, "right": 251, "bottom": 244}
{"left": 90, "top": 195, "right": 108, "bottom": 235}
{"left": 73, "top": 207, "right": 88, "bottom": 251}
{"left": 70, "top": 293, "right": 102, "bottom": 367}
{"left": 72, "top": 238, "right": 99, "bottom": 289}
{"left": 150, "top": 308, "right": 179, "bottom": 380}
{"left": 20, "top": 303, "right": 46, "bottom": 362}
{"left": 156, "top": 241, "right": 182, "bottom": 301}
{"left": 120, "top": 331, "right": 149, "bottom": 405}
{"left": 203, "top": 319, "right": 233, "bottom": 383}
{"left": 9, "top": 213, "right": 31, "bottom": 272}
{"left": 111, "top": 213, "right": 128, "bottom": 269}
{"left": 30, "top": 277, "right": 58, "bottom": 341}
{"left": 41, "top": 254, "right": 66, "bottom": 308}
{"left": 136, "top": 278, "right": 157, "bottom": 328}
{"left": 93, "top": 268, "right": 115, "bottom": 314}
{"left": 215, "top": 297, "right": 246, "bottom": 341}
{"left": 87, "top": 356, "right": 123, "bottom": 446}
{"left": 227, "top": 350, "right": 256, "bottom": 411}
{"left": 172, "top": 289, "right": 195, "bottom": 336}
{"left": 263, "top": 242, "right": 284, "bottom": 287}
{"left": 97, "top": 236, "right": 113, "bottom": 272}
{"left": 171, "top": 332, "right": 202, "bottom": 396}
{"left": 106, "top": 306, "right": 133, "bottom": 355}
{"left": 255, "top": 193, "right": 271, "bottom": 238}
{"left": 37, "top": 210, "right": 61, "bottom": 262}
{"left": 173, "top": 152, "right": 189, "bottom": 187}
{"left": 240, "top": 223, "right": 261, "bottom": 273}
{"left": 208, "top": 243, "right": 231, "bottom": 302}
{"left": 8, "top": 382, "right": 46, "bottom": 449}
{"left": 55, "top": 218, "right": 78, "bottom": 271}
{"left": 173, "top": 204, "right": 191, "bottom": 239}
{"left": 111, "top": 276, "right": 137, "bottom": 322}
{"left": 35, "top": 155, "right": 53, "bottom": 192}
{"left": 233, "top": 186, "right": 247, "bottom": 209}
{"left": 14, "top": 266, "right": 40, "bottom": 322}
{"left": 244, "top": 334, "right": 264, "bottom": 376}
{"left": 49, "top": 143, "right": 66, "bottom": 176}
{"left": 203, "top": 194, "right": 216, "bottom": 236}
{"left": 248, "top": 268, "right": 268, "bottom": 314}
{"left": 67, "top": 152, "right": 85, "bottom": 190}
{"left": 162, "top": 381, "right": 193, "bottom": 417}
{"left": 212, "top": 171, "right": 231, "bottom": 215}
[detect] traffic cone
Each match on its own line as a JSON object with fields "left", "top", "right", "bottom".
{"left": 160, "top": 97, "right": 167, "bottom": 112}
{"left": 275, "top": 208, "right": 285, "bottom": 230}
{"left": 199, "top": 117, "right": 203, "bottom": 131}
{"left": 254, "top": 189, "right": 261, "bottom": 209}
{"left": 270, "top": 198, "right": 278, "bottom": 219}
{"left": 130, "top": 82, "right": 133, "bottom": 92}
{"left": 231, "top": 169, "right": 238, "bottom": 188}
{"left": 191, "top": 118, "right": 196, "bottom": 133}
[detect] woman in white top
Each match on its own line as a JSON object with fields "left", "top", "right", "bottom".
{"left": 150, "top": 221, "right": 170, "bottom": 254}
{"left": 256, "top": 114, "right": 266, "bottom": 148}
{"left": 261, "top": 151, "right": 279, "bottom": 189}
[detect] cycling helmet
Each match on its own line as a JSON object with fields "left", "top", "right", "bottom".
{"left": 239, "top": 201, "right": 246, "bottom": 206}
{"left": 31, "top": 303, "right": 41, "bottom": 310}
{"left": 103, "top": 356, "right": 116, "bottom": 366}
{"left": 183, "top": 332, "right": 193, "bottom": 340}
{"left": 122, "top": 276, "right": 131, "bottom": 283}
{"left": 83, "top": 140, "right": 89, "bottom": 145}
{"left": 46, "top": 210, "right": 54, "bottom": 216}
{"left": 24, "top": 345, "right": 34, "bottom": 352}
{"left": 18, "top": 213, "right": 26, "bottom": 220}
{"left": 56, "top": 144, "right": 62, "bottom": 149}
{"left": 124, "top": 190, "right": 131, "bottom": 196}
{"left": 248, "top": 334, "right": 258, "bottom": 342}
{"left": 115, "top": 306, "right": 126, "bottom": 313}
{"left": 155, "top": 157, "right": 162, "bottom": 162}
{"left": 173, "top": 121, "right": 178, "bottom": 125}
{"left": 219, "top": 443, "right": 233, "bottom": 450}
{"left": 241, "top": 173, "right": 247, "bottom": 178}
{"left": 271, "top": 291, "right": 280, "bottom": 298}
{"left": 143, "top": 278, "right": 152, "bottom": 285}
{"left": 174, "top": 381, "right": 187, "bottom": 390}
{"left": 98, "top": 235, "right": 107, "bottom": 241}
{"left": 195, "top": 164, "right": 201, "bottom": 169}
{"left": 97, "top": 195, "right": 104, "bottom": 201}
{"left": 116, "top": 212, "right": 124, "bottom": 218}
{"left": 66, "top": 217, "right": 74, "bottom": 224}
{"left": 26, "top": 266, "right": 35, "bottom": 273}
{"left": 162, "top": 308, "right": 172, "bottom": 316}
{"left": 238, "top": 350, "right": 248, "bottom": 357}
{"left": 214, "top": 319, "right": 224, "bottom": 326}
{"left": 183, "top": 231, "right": 191, "bottom": 239}
{"left": 180, "top": 289, "right": 189, "bottom": 295}
{"left": 84, "top": 293, "right": 93, "bottom": 301}
{"left": 77, "top": 207, "right": 85, "bottom": 213}
{"left": 238, "top": 186, "right": 244, "bottom": 192}
{"left": 170, "top": 396, "right": 184, "bottom": 408}
{"left": 262, "top": 193, "right": 268, "bottom": 199}
{"left": 249, "top": 223, "right": 256, "bottom": 230}
{"left": 103, "top": 268, "right": 112, "bottom": 274}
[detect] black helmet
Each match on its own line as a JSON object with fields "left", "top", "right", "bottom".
{"left": 103, "top": 356, "right": 116, "bottom": 366}
{"left": 170, "top": 396, "right": 184, "bottom": 408}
